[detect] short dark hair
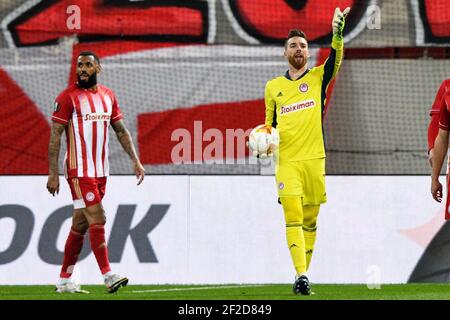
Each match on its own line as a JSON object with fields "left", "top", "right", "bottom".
{"left": 285, "top": 29, "right": 308, "bottom": 48}
{"left": 78, "top": 51, "right": 100, "bottom": 65}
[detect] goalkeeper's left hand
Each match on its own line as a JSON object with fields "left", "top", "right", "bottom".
{"left": 332, "top": 7, "right": 350, "bottom": 39}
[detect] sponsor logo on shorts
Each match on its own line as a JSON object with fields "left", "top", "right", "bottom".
{"left": 280, "top": 99, "right": 315, "bottom": 116}
{"left": 86, "top": 192, "right": 95, "bottom": 202}
{"left": 278, "top": 182, "right": 284, "bottom": 190}
{"left": 299, "top": 83, "right": 308, "bottom": 93}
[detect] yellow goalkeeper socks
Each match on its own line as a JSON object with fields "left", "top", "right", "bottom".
{"left": 303, "top": 227, "right": 317, "bottom": 271}
{"left": 281, "top": 196, "right": 307, "bottom": 275}
{"left": 286, "top": 226, "right": 307, "bottom": 274}
{"left": 303, "top": 205, "right": 320, "bottom": 271}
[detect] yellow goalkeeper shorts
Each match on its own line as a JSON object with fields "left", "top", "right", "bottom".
{"left": 275, "top": 157, "right": 327, "bottom": 205}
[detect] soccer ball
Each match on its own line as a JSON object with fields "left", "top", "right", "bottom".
{"left": 248, "top": 124, "right": 279, "bottom": 158}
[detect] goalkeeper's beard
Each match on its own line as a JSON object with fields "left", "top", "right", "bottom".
{"left": 77, "top": 73, "right": 97, "bottom": 89}
{"left": 288, "top": 55, "right": 307, "bottom": 70}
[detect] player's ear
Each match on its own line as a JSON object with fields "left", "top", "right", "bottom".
{"left": 96, "top": 63, "right": 102, "bottom": 74}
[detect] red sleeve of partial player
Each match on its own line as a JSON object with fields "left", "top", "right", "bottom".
{"left": 430, "top": 81, "right": 446, "bottom": 116}
{"left": 110, "top": 91, "right": 123, "bottom": 124}
{"left": 428, "top": 112, "right": 440, "bottom": 151}
{"left": 438, "top": 94, "right": 450, "bottom": 131}
{"left": 51, "top": 90, "right": 73, "bottom": 125}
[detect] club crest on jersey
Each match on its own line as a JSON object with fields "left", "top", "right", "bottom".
{"left": 86, "top": 192, "right": 95, "bottom": 202}
{"left": 53, "top": 102, "right": 60, "bottom": 112}
{"left": 278, "top": 182, "right": 284, "bottom": 190}
{"left": 299, "top": 83, "right": 308, "bottom": 93}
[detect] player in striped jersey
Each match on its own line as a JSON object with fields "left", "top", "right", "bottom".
{"left": 427, "top": 79, "right": 450, "bottom": 167}
{"left": 431, "top": 92, "right": 450, "bottom": 219}
{"left": 428, "top": 80, "right": 450, "bottom": 220}
{"left": 47, "top": 51, "right": 145, "bottom": 294}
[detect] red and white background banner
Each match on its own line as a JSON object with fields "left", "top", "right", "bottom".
{"left": 1, "top": 1, "right": 450, "bottom": 175}
{"left": 0, "top": 175, "right": 444, "bottom": 284}
{"left": 2, "top": 1, "right": 450, "bottom": 47}
{"left": 0, "top": 43, "right": 330, "bottom": 174}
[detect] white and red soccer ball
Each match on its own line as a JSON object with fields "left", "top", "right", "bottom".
{"left": 248, "top": 124, "right": 279, "bottom": 158}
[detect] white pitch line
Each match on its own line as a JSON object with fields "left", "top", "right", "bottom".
{"left": 130, "top": 284, "right": 268, "bottom": 294}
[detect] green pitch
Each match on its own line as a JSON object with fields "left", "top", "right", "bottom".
{"left": 1, "top": 284, "right": 450, "bottom": 300}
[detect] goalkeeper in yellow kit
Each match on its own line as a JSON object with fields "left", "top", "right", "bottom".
{"left": 264, "top": 8, "right": 349, "bottom": 295}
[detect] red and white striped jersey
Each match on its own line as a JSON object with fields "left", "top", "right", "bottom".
{"left": 51, "top": 83, "right": 123, "bottom": 178}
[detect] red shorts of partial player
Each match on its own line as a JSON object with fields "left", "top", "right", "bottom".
{"left": 67, "top": 177, "right": 107, "bottom": 209}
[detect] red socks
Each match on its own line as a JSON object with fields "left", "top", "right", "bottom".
{"left": 60, "top": 224, "right": 111, "bottom": 278}
{"left": 60, "top": 228, "right": 84, "bottom": 278}
{"left": 89, "top": 223, "right": 111, "bottom": 275}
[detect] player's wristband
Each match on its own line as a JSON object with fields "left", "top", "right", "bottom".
{"left": 332, "top": 35, "right": 344, "bottom": 49}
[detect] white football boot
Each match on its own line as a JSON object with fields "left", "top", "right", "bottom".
{"left": 104, "top": 274, "right": 128, "bottom": 293}
{"left": 55, "top": 279, "right": 89, "bottom": 294}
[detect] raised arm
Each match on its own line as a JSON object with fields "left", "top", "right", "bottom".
{"left": 111, "top": 119, "right": 145, "bottom": 185}
{"left": 322, "top": 36, "right": 344, "bottom": 90}
{"left": 47, "top": 122, "right": 66, "bottom": 196}
{"left": 321, "top": 7, "right": 349, "bottom": 112}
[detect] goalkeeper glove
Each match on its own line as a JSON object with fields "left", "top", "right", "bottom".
{"left": 332, "top": 7, "right": 350, "bottom": 39}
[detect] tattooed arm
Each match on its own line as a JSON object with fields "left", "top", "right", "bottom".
{"left": 112, "top": 119, "right": 145, "bottom": 185}
{"left": 47, "top": 122, "right": 66, "bottom": 196}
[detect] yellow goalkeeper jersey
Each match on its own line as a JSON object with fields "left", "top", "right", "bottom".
{"left": 265, "top": 37, "right": 344, "bottom": 162}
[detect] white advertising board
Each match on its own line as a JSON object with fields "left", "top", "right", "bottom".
{"left": 0, "top": 175, "right": 443, "bottom": 284}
